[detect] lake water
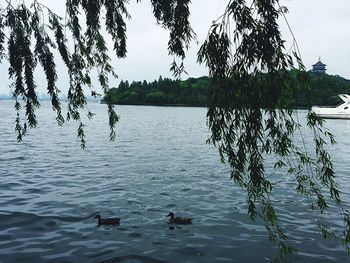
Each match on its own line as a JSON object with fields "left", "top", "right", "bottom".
{"left": 0, "top": 100, "right": 349, "bottom": 263}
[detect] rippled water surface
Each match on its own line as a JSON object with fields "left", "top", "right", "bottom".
{"left": 0, "top": 101, "right": 350, "bottom": 262}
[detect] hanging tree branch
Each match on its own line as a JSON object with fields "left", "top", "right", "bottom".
{"left": 0, "top": 0, "right": 349, "bottom": 261}
{"left": 198, "top": 0, "right": 350, "bottom": 261}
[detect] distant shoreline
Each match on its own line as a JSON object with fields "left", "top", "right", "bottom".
{"left": 103, "top": 73, "right": 350, "bottom": 109}
{"left": 102, "top": 101, "right": 205, "bottom": 108}
{"left": 102, "top": 101, "right": 312, "bottom": 110}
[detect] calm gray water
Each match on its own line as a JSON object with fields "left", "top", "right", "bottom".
{"left": 0, "top": 100, "right": 349, "bottom": 263}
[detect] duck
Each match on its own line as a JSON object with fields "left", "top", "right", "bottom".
{"left": 94, "top": 214, "right": 120, "bottom": 227}
{"left": 166, "top": 212, "right": 192, "bottom": 224}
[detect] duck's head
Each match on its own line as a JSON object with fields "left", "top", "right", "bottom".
{"left": 94, "top": 214, "right": 101, "bottom": 220}
{"left": 166, "top": 212, "right": 174, "bottom": 218}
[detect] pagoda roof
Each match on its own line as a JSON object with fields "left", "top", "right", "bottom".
{"left": 312, "top": 60, "right": 326, "bottom": 67}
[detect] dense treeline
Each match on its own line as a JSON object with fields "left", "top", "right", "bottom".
{"left": 290, "top": 72, "right": 350, "bottom": 107}
{"left": 104, "top": 73, "right": 350, "bottom": 108}
{"left": 104, "top": 76, "right": 209, "bottom": 106}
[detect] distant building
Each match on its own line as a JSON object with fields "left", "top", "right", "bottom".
{"left": 311, "top": 58, "right": 327, "bottom": 74}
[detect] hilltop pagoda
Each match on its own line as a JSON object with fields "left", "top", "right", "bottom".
{"left": 311, "top": 58, "right": 327, "bottom": 74}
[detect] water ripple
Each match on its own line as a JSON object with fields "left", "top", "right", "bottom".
{"left": 0, "top": 102, "right": 349, "bottom": 262}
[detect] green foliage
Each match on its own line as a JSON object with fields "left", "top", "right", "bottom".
{"left": 151, "top": 0, "right": 195, "bottom": 77}
{"left": 0, "top": 0, "right": 193, "bottom": 147}
{"left": 1, "top": 0, "right": 350, "bottom": 261}
{"left": 196, "top": 0, "right": 350, "bottom": 261}
{"left": 289, "top": 72, "right": 350, "bottom": 108}
{"left": 103, "top": 76, "right": 209, "bottom": 106}
{"left": 104, "top": 73, "right": 350, "bottom": 108}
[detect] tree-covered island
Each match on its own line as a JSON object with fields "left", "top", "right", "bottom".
{"left": 104, "top": 72, "right": 350, "bottom": 108}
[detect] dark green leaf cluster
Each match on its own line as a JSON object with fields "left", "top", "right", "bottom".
{"left": 0, "top": 14, "right": 5, "bottom": 61}
{"left": 151, "top": 0, "right": 195, "bottom": 77}
{"left": 5, "top": 2, "right": 43, "bottom": 139}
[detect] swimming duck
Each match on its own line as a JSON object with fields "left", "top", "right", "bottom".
{"left": 94, "top": 214, "right": 120, "bottom": 226}
{"left": 166, "top": 212, "right": 192, "bottom": 224}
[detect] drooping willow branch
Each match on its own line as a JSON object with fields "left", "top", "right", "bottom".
{"left": 0, "top": 0, "right": 194, "bottom": 148}
{"left": 198, "top": 0, "right": 350, "bottom": 261}
{"left": 0, "top": 0, "right": 349, "bottom": 261}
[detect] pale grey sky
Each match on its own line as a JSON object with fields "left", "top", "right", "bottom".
{"left": 0, "top": 0, "right": 349, "bottom": 94}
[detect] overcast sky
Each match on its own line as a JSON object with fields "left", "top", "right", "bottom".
{"left": 0, "top": 0, "right": 349, "bottom": 94}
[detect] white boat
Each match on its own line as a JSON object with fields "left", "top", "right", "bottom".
{"left": 311, "top": 94, "right": 350, "bottom": 119}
